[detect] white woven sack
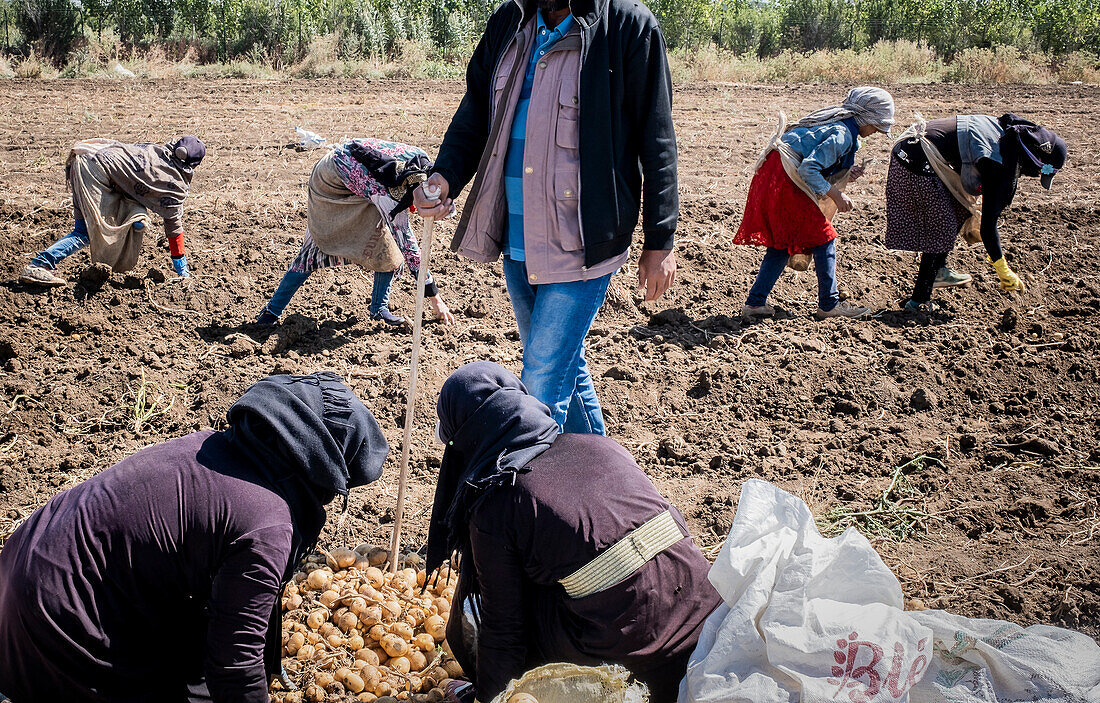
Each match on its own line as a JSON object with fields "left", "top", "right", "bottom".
{"left": 678, "top": 479, "right": 1100, "bottom": 703}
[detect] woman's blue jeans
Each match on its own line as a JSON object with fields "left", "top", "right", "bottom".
{"left": 31, "top": 220, "right": 89, "bottom": 269}
{"left": 746, "top": 240, "right": 838, "bottom": 311}
{"left": 502, "top": 257, "right": 612, "bottom": 435}
{"left": 263, "top": 268, "right": 396, "bottom": 318}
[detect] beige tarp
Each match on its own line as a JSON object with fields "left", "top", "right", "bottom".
{"left": 306, "top": 151, "right": 403, "bottom": 272}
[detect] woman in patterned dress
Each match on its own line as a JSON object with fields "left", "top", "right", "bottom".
{"left": 885, "top": 114, "right": 1067, "bottom": 310}
{"left": 257, "top": 137, "right": 455, "bottom": 326}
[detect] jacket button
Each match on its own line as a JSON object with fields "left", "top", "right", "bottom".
{"left": 524, "top": 166, "right": 533, "bottom": 174}
{"left": 564, "top": 189, "right": 572, "bottom": 197}
{"left": 572, "top": 97, "right": 578, "bottom": 104}
{"left": 529, "top": 274, "right": 538, "bottom": 282}
{"left": 538, "top": 62, "right": 547, "bottom": 69}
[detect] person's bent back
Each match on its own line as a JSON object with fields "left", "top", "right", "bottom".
{"left": 426, "top": 361, "right": 721, "bottom": 703}
{"left": 0, "top": 371, "right": 388, "bottom": 703}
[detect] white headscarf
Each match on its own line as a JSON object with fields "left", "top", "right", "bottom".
{"left": 790, "top": 86, "right": 896, "bottom": 135}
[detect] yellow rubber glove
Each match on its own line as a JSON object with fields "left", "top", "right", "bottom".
{"left": 989, "top": 256, "right": 1025, "bottom": 292}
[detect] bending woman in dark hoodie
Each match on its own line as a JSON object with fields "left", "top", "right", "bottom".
{"left": 426, "top": 361, "right": 721, "bottom": 703}
{"left": 0, "top": 372, "right": 388, "bottom": 703}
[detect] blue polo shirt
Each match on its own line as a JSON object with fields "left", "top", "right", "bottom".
{"left": 502, "top": 10, "right": 576, "bottom": 262}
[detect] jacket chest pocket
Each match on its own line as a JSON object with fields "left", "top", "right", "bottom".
{"left": 492, "top": 72, "right": 511, "bottom": 124}
{"left": 491, "top": 46, "right": 520, "bottom": 122}
{"left": 553, "top": 79, "right": 581, "bottom": 251}
{"left": 555, "top": 80, "right": 580, "bottom": 151}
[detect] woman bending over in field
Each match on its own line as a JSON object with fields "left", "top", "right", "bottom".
{"left": 20, "top": 136, "right": 205, "bottom": 286}
{"left": 426, "top": 361, "right": 721, "bottom": 703}
{"left": 257, "top": 138, "right": 455, "bottom": 327}
{"left": 0, "top": 372, "right": 388, "bottom": 703}
{"left": 886, "top": 114, "right": 1067, "bottom": 311}
{"left": 734, "top": 87, "right": 895, "bottom": 320}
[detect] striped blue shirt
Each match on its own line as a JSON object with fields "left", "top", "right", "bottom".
{"left": 503, "top": 10, "right": 576, "bottom": 261}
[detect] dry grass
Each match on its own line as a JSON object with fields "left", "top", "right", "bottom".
{"left": 816, "top": 455, "right": 943, "bottom": 541}
{"left": 669, "top": 41, "right": 1098, "bottom": 85}
{"left": 1052, "top": 52, "right": 1100, "bottom": 83}
{"left": 671, "top": 41, "right": 945, "bottom": 84}
{"left": 183, "top": 60, "right": 280, "bottom": 80}
{"left": 945, "top": 46, "right": 1051, "bottom": 83}
{"left": 0, "top": 513, "right": 28, "bottom": 551}
{"left": 12, "top": 51, "right": 59, "bottom": 79}
{"left": 128, "top": 370, "right": 176, "bottom": 434}
{"left": 1, "top": 38, "right": 1096, "bottom": 84}
{"left": 286, "top": 37, "right": 466, "bottom": 80}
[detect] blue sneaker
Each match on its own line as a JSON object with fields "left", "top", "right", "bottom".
{"left": 256, "top": 308, "right": 279, "bottom": 325}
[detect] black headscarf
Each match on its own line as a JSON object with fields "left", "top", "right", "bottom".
{"left": 999, "top": 114, "right": 1067, "bottom": 190}
{"left": 425, "top": 362, "right": 559, "bottom": 574}
{"left": 168, "top": 135, "right": 206, "bottom": 184}
{"left": 345, "top": 139, "right": 433, "bottom": 217}
{"left": 223, "top": 371, "right": 389, "bottom": 675}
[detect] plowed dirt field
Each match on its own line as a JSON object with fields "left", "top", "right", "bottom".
{"left": 1, "top": 79, "right": 1098, "bottom": 641}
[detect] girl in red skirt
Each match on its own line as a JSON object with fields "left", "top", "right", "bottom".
{"left": 735, "top": 87, "right": 895, "bottom": 320}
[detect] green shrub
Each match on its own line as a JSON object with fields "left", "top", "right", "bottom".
{"left": 15, "top": 0, "right": 80, "bottom": 63}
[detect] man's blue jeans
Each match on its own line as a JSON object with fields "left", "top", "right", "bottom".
{"left": 31, "top": 219, "right": 89, "bottom": 270}
{"left": 264, "top": 268, "right": 397, "bottom": 318}
{"left": 746, "top": 239, "right": 838, "bottom": 311}
{"left": 502, "top": 257, "right": 612, "bottom": 435}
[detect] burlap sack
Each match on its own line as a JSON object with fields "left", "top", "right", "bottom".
{"left": 306, "top": 151, "right": 403, "bottom": 272}
{"left": 67, "top": 140, "right": 151, "bottom": 273}
{"left": 489, "top": 663, "right": 649, "bottom": 703}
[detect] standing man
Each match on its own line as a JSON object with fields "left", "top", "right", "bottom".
{"left": 414, "top": 0, "right": 678, "bottom": 435}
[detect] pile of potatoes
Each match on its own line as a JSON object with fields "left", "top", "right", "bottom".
{"left": 272, "top": 543, "right": 463, "bottom": 703}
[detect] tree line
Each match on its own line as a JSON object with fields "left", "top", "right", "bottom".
{"left": 2, "top": 0, "right": 1097, "bottom": 66}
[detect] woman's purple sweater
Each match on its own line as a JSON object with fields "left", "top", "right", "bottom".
{"left": 0, "top": 431, "right": 294, "bottom": 703}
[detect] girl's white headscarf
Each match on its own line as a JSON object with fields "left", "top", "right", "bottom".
{"left": 789, "top": 86, "right": 896, "bottom": 135}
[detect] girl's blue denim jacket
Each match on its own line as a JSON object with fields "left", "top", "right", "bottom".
{"left": 780, "top": 117, "right": 861, "bottom": 195}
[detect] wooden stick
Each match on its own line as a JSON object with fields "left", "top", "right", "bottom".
{"left": 388, "top": 209, "right": 436, "bottom": 573}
